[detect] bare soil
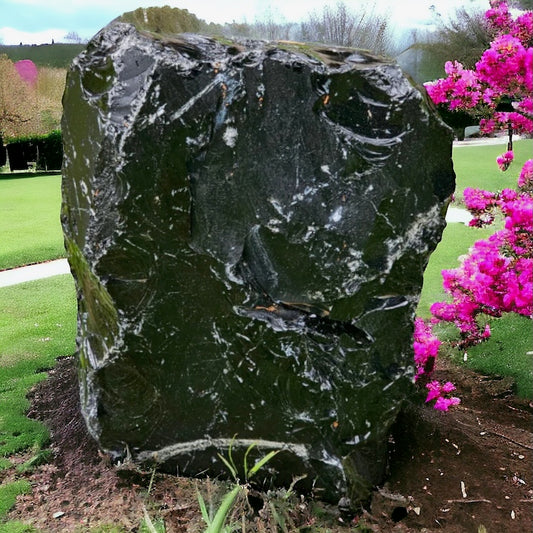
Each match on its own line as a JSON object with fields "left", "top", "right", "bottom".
{"left": 7, "top": 356, "right": 533, "bottom": 532}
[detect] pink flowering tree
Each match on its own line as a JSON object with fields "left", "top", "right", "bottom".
{"left": 14, "top": 59, "right": 38, "bottom": 87}
{"left": 414, "top": 0, "right": 533, "bottom": 410}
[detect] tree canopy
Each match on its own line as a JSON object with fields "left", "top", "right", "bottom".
{"left": 0, "top": 55, "right": 64, "bottom": 141}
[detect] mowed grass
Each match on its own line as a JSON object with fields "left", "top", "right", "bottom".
{"left": 0, "top": 276, "right": 77, "bottom": 458}
{"left": 0, "top": 174, "right": 65, "bottom": 271}
{"left": 454, "top": 314, "right": 532, "bottom": 398}
{"left": 0, "top": 276, "right": 76, "bottom": 522}
{"left": 452, "top": 138, "right": 532, "bottom": 200}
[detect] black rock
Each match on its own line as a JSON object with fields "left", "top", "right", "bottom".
{"left": 61, "top": 21, "right": 455, "bottom": 504}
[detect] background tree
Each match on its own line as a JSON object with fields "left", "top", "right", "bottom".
{"left": 402, "top": 6, "right": 492, "bottom": 82}
{"left": 64, "top": 31, "right": 84, "bottom": 44}
{"left": 0, "top": 55, "right": 65, "bottom": 142}
{"left": 298, "top": 1, "right": 396, "bottom": 56}
{"left": 34, "top": 66, "right": 66, "bottom": 132}
{"left": 0, "top": 55, "right": 39, "bottom": 140}
{"left": 249, "top": 7, "right": 294, "bottom": 41}
{"left": 427, "top": 7, "right": 492, "bottom": 67}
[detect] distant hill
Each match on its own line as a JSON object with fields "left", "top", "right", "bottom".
{"left": 0, "top": 43, "right": 86, "bottom": 68}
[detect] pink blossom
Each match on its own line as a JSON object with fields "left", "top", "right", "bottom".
{"left": 525, "top": 46, "right": 533, "bottom": 92}
{"left": 14, "top": 59, "right": 38, "bottom": 86}
{"left": 480, "top": 118, "right": 496, "bottom": 134}
{"left": 477, "top": 35, "right": 528, "bottom": 96}
{"left": 425, "top": 81, "right": 449, "bottom": 105}
{"left": 444, "top": 60, "right": 464, "bottom": 76}
{"left": 441, "top": 382, "right": 456, "bottom": 393}
{"left": 430, "top": 302, "right": 455, "bottom": 321}
{"left": 514, "top": 97, "right": 533, "bottom": 116}
{"left": 413, "top": 318, "right": 441, "bottom": 378}
{"left": 434, "top": 397, "right": 461, "bottom": 411}
{"left": 485, "top": 2, "right": 513, "bottom": 34}
{"left": 424, "top": 380, "right": 461, "bottom": 411}
{"left": 518, "top": 160, "right": 533, "bottom": 189}
{"left": 513, "top": 12, "right": 533, "bottom": 46}
{"left": 496, "top": 150, "right": 514, "bottom": 171}
{"left": 425, "top": 381, "right": 443, "bottom": 402}
{"left": 464, "top": 187, "right": 497, "bottom": 212}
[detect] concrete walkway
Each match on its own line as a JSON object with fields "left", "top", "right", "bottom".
{"left": 0, "top": 258, "right": 71, "bottom": 288}
{"left": 453, "top": 134, "right": 523, "bottom": 147}
{"left": 446, "top": 206, "right": 473, "bottom": 224}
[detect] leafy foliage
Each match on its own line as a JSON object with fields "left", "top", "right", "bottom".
{"left": 119, "top": 6, "right": 203, "bottom": 37}
{"left": 425, "top": 7, "right": 492, "bottom": 70}
{"left": 0, "top": 55, "right": 39, "bottom": 139}
{"left": 299, "top": 1, "right": 396, "bottom": 55}
{"left": 0, "top": 55, "right": 64, "bottom": 139}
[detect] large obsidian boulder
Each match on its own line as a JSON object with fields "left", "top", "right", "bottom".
{"left": 61, "top": 19, "right": 455, "bottom": 506}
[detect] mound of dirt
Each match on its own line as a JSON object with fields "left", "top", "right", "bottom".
{"left": 8, "top": 356, "right": 533, "bottom": 532}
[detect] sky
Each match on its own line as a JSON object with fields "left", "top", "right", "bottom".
{"left": 0, "top": 0, "right": 490, "bottom": 46}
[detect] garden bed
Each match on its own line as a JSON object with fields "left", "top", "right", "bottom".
{"left": 7, "top": 355, "right": 533, "bottom": 532}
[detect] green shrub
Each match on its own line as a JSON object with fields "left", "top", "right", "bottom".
{"left": 4, "top": 131, "right": 62, "bottom": 172}
{"left": 119, "top": 6, "right": 203, "bottom": 37}
{"left": 36, "top": 130, "right": 62, "bottom": 171}
{"left": 5, "top": 141, "right": 36, "bottom": 171}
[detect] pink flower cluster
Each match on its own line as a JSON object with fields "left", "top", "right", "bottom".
{"left": 425, "top": 61, "right": 486, "bottom": 110}
{"left": 518, "top": 159, "right": 533, "bottom": 189}
{"left": 496, "top": 150, "right": 514, "bottom": 170}
{"left": 414, "top": 1, "right": 532, "bottom": 412}
{"left": 424, "top": 1, "right": 533, "bottom": 137}
{"left": 486, "top": 0, "right": 533, "bottom": 46}
{"left": 413, "top": 319, "right": 461, "bottom": 411}
{"left": 486, "top": 1, "right": 512, "bottom": 32}
{"left": 480, "top": 112, "right": 533, "bottom": 136}
{"left": 426, "top": 381, "right": 461, "bottom": 411}
{"left": 413, "top": 317, "right": 439, "bottom": 380}
{"left": 477, "top": 35, "right": 530, "bottom": 95}
{"left": 463, "top": 187, "right": 497, "bottom": 224}
{"left": 431, "top": 181, "right": 533, "bottom": 347}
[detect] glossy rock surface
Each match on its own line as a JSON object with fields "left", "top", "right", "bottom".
{"left": 61, "top": 22, "right": 455, "bottom": 503}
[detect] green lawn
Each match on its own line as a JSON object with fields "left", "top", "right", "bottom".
{"left": 0, "top": 275, "right": 76, "bottom": 524}
{"left": 0, "top": 174, "right": 65, "bottom": 271}
{"left": 452, "top": 138, "right": 532, "bottom": 200}
{"left": 452, "top": 314, "right": 532, "bottom": 398}
{"left": 0, "top": 276, "right": 76, "bottom": 458}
